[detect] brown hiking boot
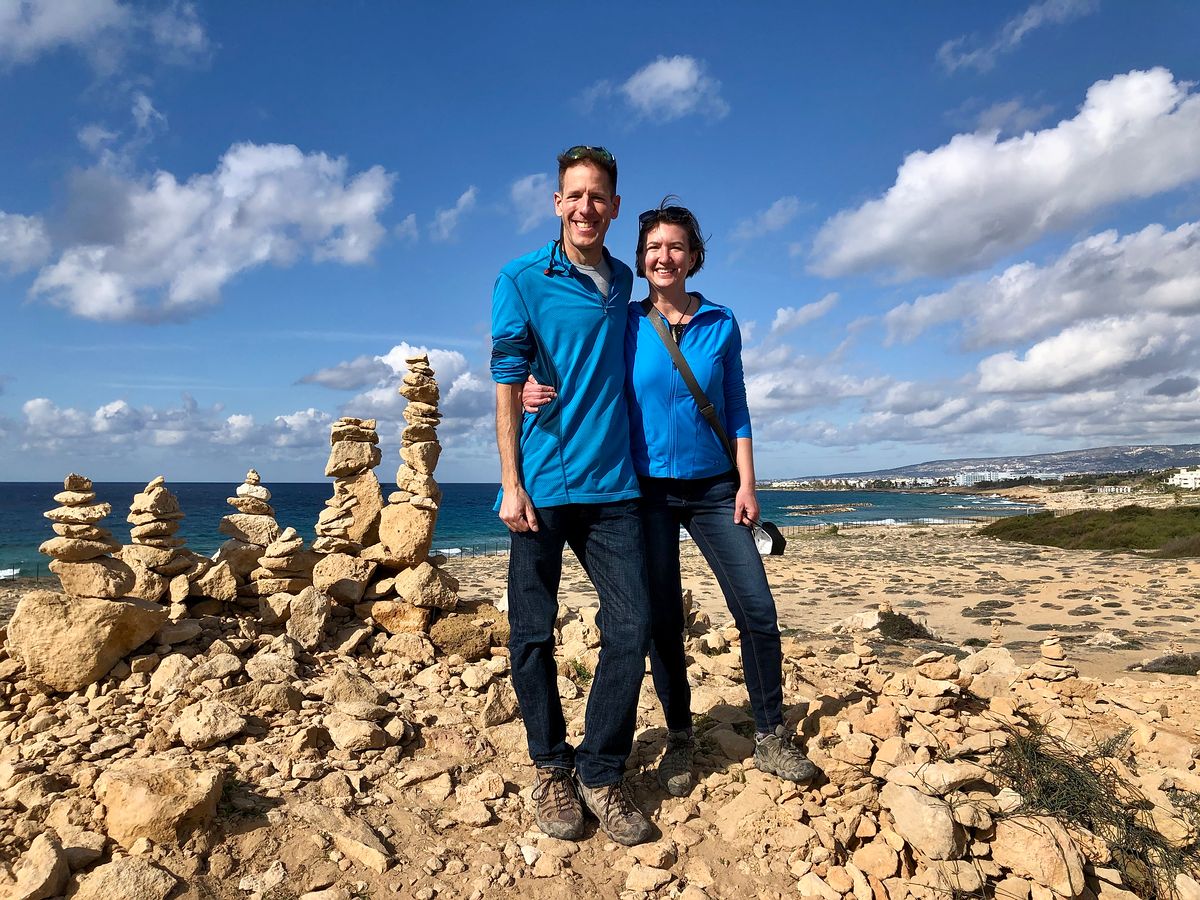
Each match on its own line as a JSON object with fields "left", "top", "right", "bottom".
{"left": 754, "top": 726, "right": 819, "bottom": 784}
{"left": 577, "top": 778, "right": 653, "bottom": 846}
{"left": 656, "top": 730, "right": 696, "bottom": 797}
{"left": 531, "top": 767, "right": 584, "bottom": 840}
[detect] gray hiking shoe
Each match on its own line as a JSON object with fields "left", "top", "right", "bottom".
{"left": 656, "top": 730, "right": 696, "bottom": 797}
{"left": 531, "top": 767, "right": 584, "bottom": 840}
{"left": 755, "top": 726, "right": 819, "bottom": 784}
{"left": 577, "top": 778, "right": 653, "bottom": 846}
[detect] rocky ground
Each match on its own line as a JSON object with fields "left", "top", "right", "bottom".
{"left": 2, "top": 530, "right": 1200, "bottom": 899}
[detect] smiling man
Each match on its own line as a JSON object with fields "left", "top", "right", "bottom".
{"left": 490, "top": 146, "right": 653, "bottom": 846}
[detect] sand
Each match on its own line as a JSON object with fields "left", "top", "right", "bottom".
{"left": 444, "top": 523, "right": 1200, "bottom": 682}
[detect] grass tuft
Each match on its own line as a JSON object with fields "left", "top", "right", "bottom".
{"left": 877, "top": 610, "right": 935, "bottom": 642}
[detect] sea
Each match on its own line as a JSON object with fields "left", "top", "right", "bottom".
{"left": 0, "top": 482, "right": 1037, "bottom": 578}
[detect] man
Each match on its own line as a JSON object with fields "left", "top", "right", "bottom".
{"left": 491, "top": 145, "right": 652, "bottom": 847}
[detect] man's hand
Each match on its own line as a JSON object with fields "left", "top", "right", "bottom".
{"left": 734, "top": 485, "right": 760, "bottom": 527}
{"left": 522, "top": 375, "right": 556, "bottom": 414}
{"left": 499, "top": 484, "right": 539, "bottom": 532}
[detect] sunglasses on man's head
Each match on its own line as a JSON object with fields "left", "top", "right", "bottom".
{"left": 639, "top": 206, "right": 696, "bottom": 226}
{"left": 562, "top": 145, "right": 616, "bottom": 166}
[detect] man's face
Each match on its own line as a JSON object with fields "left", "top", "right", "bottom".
{"left": 554, "top": 161, "right": 620, "bottom": 261}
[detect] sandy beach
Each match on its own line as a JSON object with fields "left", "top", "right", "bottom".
{"left": 444, "top": 523, "right": 1200, "bottom": 681}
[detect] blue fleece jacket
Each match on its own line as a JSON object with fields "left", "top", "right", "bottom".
{"left": 626, "top": 294, "right": 753, "bottom": 479}
{"left": 491, "top": 240, "right": 639, "bottom": 508}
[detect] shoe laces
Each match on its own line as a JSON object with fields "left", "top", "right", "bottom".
{"left": 532, "top": 769, "right": 578, "bottom": 816}
{"left": 597, "top": 780, "right": 640, "bottom": 822}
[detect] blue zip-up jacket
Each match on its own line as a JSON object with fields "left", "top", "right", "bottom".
{"left": 491, "top": 240, "right": 640, "bottom": 508}
{"left": 626, "top": 294, "right": 753, "bottom": 479}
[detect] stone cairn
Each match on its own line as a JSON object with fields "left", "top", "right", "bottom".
{"left": 353, "top": 354, "right": 490, "bottom": 658}
{"left": 9, "top": 475, "right": 166, "bottom": 692}
{"left": 314, "top": 416, "right": 384, "bottom": 555}
{"left": 215, "top": 469, "right": 281, "bottom": 602}
{"left": 1030, "top": 635, "right": 1078, "bottom": 681}
{"left": 254, "top": 526, "right": 318, "bottom": 600}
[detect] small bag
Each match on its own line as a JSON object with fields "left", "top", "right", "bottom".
{"left": 641, "top": 299, "right": 786, "bottom": 556}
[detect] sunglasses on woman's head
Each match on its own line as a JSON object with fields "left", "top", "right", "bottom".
{"left": 639, "top": 206, "right": 697, "bottom": 226}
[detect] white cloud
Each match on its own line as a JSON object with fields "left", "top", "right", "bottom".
{"left": 300, "top": 355, "right": 395, "bottom": 390}
{"left": 746, "top": 366, "right": 890, "bottom": 414}
{"left": 938, "top": 0, "right": 1097, "bottom": 73}
{"left": 771, "top": 293, "right": 839, "bottom": 336}
{"left": 131, "top": 91, "right": 166, "bottom": 131}
{"left": 974, "top": 99, "right": 1054, "bottom": 135}
{"left": 812, "top": 68, "right": 1200, "bottom": 280}
{"left": 0, "top": 211, "right": 50, "bottom": 272}
{"left": 0, "top": 0, "right": 207, "bottom": 70}
{"left": 583, "top": 56, "right": 728, "bottom": 122}
{"left": 977, "top": 314, "right": 1194, "bottom": 393}
{"left": 731, "top": 196, "right": 806, "bottom": 242}
{"left": 30, "top": 142, "right": 394, "bottom": 321}
{"left": 394, "top": 213, "right": 418, "bottom": 242}
{"left": 429, "top": 186, "right": 477, "bottom": 242}
{"left": 886, "top": 221, "right": 1200, "bottom": 347}
{"left": 511, "top": 174, "right": 552, "bottom": 234}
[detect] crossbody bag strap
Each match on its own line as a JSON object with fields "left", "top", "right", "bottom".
{"left": 641, "top": 298, "right": 739, "bottom": 470}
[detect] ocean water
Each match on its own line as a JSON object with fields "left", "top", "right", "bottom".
{"left": 0, "top": 482, "right": 1035, "bottom": 577}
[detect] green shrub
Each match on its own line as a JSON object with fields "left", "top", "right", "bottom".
{"left": 980, "top": 506, "right": 1200, "bottom": 554}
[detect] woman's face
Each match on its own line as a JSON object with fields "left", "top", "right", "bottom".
{"left": 643, "top": 222, "right": 697, "bottom": 293}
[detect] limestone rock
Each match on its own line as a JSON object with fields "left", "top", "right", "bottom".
{"left": 325, "top": 439, "right": 382, "bottom": 478}
{"left": 7, "top": 830, "right": 68, "bottom": 900}
{"left": 324, "top": 712, "right": 388, "bottom": 751}
{"left": 992, "top": 816, "right": 1086, "bottom": 897}
{"left": 878, "top": 781, "right": 964, "bottom": 860}
{"left": 313, "top": 553, "right": 377, "bottom": 605}
{"left": 218, "top": 513, "right": 280, "bottom": 546}
{"left": 287, "top": 587, "right": 331, "bottom": 650}
{"left": 37, "top": 535, "right": 120, "bottom": 561}
{"left": 175, "top": 699, "right": 247, "bottom": 749}
{"left": 8, "top": 592, "right": 167, "bottom": 692}
{"left": 341, "top": 470, "right": 383, "bottom": 545}
{"left": 94, "top": 757, "right": 223, "bottom": 848}
{"left": 213, "top": 539, "right": 263, "bottom": 579}
{"left": 293, "top": 802, "right": 391, "bottom": 873}
{"left": 480, "top": 681, "right": 519, "bottom": 727}
{"left": 400, "top": 440, "right": 441, "bottom": 475}
{"left": 394, "top": 561, "right": 459, "bottom": 611}
{"left": 429, "top": 615, "right": 491, "bottom": 661}
{"left": 48, "top": 556, "right": 135, "bottom": 599}
{"left": 359, "top": 599, "right": 435, "bottom": 634}
{"left": 71, "top": 858, "right": 177, "bottom": 900}
{"left": 191, "top": 560, "right": 237, "bottom": 601}
{"left": 377, "top": 502, "right": 435, "bottom": 566}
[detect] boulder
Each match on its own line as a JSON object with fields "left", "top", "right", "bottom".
{"left": 400, "top": 441, "right": 441, "bottom": 475}
{"left": 429, "top": 615, "right": 491, "bottom": 661}
{"left": 287, "top": 587, "right": 331, "bottom": 650}
{"left": 878, "top": 781, "right": 964, "bottom": 860}
{"left": 213, "top": 538, "right": 263, "bottom": 579}
{"left": 122, "top": 559, "right": 169, "bottom": 603}
{"left": 71, "top": 858, "right": 177, "bottom": 900}
{"left": 394, "top": 562, "right": 459, "bottom": 611}
{"left": 94, "top": 757, "right": 223, "bottom": 848}
{"left": 217, "top": 514, "right": 280, "bottom": 546}
{"left": 175, "top": 699, "right": 247, "bottom": 749}
{"left": 47, "top": 557, "right": 134, "bottom": 598}
{"left": 325, "top": 440, "right": 382, "bottom": 478}
{"left": 360, "top": 602, "right": 436, "bottom": 638}
{"left": 312, "top": 553, "right": 377, "bottom": 605}
{"left": 191, "top": 560, "right": 237, "bottom": 601}
{"left": 37, "top": 535, "right": 120, "bottom": 561}
{"left": 377, "top": 502, "right": 435, "bottom": 566}
{"left": 7, "top": 830, "right": 68, "bottom": 900}
{"left": 7, "top": 592, "right": 167, "bottom": 692}
{"left": 992, "top": 816, "right": 1086, "bottom": 897}
{"left": 342, "top": 471, "right": 384, "bottom": 545}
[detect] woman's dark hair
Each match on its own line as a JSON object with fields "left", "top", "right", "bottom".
{"left": 635, "top": 196, "right": 706, "bottom": 278}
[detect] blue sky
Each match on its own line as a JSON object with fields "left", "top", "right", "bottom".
{"left": 2, "top": 0, "right": 1199, "bottom": 483}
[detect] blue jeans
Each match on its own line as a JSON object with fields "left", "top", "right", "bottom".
{"left": 506, "top": 500, "right": 651, "bottom": 787}
{"left": 640, "top": 472, "right": 784, "bottom": 734}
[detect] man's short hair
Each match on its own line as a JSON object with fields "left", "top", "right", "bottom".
{"left": 556, "top": 145, "right": 618, "bottom": 194}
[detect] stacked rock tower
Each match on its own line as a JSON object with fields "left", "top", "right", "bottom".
{"left": 314, "top": 417, "right": 383, "bottom": 554}
{"left": 14, "top": 476, "right": 166, "bottom": 691}
{"left": 215, "top": 469, "right": 281, "bottom": 599}
{"left": 122, "top": 476, "right": 187, "bottom": 603}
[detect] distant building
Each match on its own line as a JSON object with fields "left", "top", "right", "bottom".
{"left": 1096, "top": 485, "right": 1132, "bottom": 494}
{"left": 1167, "top": 467, "right": 1200, "bottom": 490}
{"left": 955, "top": 471, "right": 1015, "bottom": 486}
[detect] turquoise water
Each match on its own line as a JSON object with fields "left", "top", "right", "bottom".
{"left": 0, "top": 482, "right": 1035, "bottom": 577}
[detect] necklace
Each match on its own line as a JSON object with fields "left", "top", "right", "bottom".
{"left": 663, "top": 295, "right": 696, "bottom": 344}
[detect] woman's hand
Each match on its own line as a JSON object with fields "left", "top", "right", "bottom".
{"left": 522, "top": 375, "right": 557, "bottom": 414}
{"left": 734, "top": 485, "right": 759, "bottom": 526}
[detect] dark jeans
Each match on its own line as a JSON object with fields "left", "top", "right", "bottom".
{"left": 640, "top": 472, "right": 784, "bottom": 734}
{"left": 506, "top": 500, "right": 651, "bottom": 787}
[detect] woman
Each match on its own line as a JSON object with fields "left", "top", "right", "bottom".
{"left": 527, "top": 200, "right": 817, "bottom": 796}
